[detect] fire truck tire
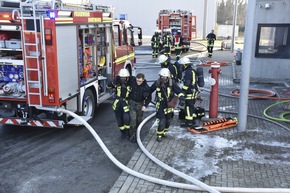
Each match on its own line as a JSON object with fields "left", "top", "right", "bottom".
{"left": 82, "top": 89, "right": 95, "bottom": 117}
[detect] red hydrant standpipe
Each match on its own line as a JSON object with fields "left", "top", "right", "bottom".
{"left": 209, "top": 62, "right": 221, "bottom": 118}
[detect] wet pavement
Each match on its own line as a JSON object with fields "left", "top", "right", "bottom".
{"left": 109, "top": 44, "right": 290, "bottom": 193}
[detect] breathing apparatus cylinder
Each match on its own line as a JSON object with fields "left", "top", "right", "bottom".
{"left": 196, "top": 66, "right": 204, "bottom": 87}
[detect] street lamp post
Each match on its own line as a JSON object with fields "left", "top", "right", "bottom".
{"left": 231, "top": 0, "right": 238, "bottom": 52}
{"left": 203, "top": 0, "right": 208, "bottom": 39}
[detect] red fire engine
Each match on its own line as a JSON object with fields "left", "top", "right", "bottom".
{"left": 157, "top": 9, "right": 196, "bottom": 51}
{"left": 0, "top": 0, "right": 142, "bottom": 128}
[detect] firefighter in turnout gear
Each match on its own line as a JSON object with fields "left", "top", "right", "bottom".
{"left": 151, "top": 30, "right": 161, "bottom": 58}
{"left": 157, "top": 54, "right": 182, "bottom": 83}
{"left": 206, "top": 30, "right": 216, "bottom": 58}
{"left": 178, "top": 57, "right": 199, "bottom": 127}
{"left": 147, "top": 68, "right": 185, "bottom": 142}
{"left": 174, "top": 30, "right": 184, "bottom": 60}
{"left": 162, "top": 29, "right": 173, "bottom": 57}
{"left": 107, "top": 69, "right": 132, "bottom": 139}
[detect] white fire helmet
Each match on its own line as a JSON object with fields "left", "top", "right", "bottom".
{"left": 118, "top": 69, "right": 130, "bottom": 77}
{"left": 157, "top": 54, "right": 168, "bottom": 64}
{"left": 178, "top": 57, "right": 191, "bottom": 65}
{"left": 158, "top": 68, "right": 171, "bottom": 78}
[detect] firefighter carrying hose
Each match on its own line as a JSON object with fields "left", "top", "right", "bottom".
{"left": 146, "top": 68, "right": 185, "bottom": 142}
{"left": 206, "top": 30, "right": 216, "bottom": 58}
{"left": 107, "top": 69, "right": 131, "bottom": 139}
{"left": 151, "top": 29, "right": 160, "bottom": 59}
{"left": 178, "top": 57, "right": 199, "bottom": 128}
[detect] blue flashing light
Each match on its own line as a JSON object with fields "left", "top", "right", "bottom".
{"left": 48, "top": 11, "right": 55, "bottom": 19}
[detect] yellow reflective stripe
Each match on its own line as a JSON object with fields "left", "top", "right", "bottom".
{"left": 157, "top": 87, "right": 162, "bottom": 98}
{"left": 115, "top": 53, "right": 135, "bottom": 65}
{"left": 156, "top": 129, "right": 164, "bottom": 135}
{"left": 123, "top": 106, "right": 129, "bottom": 112}
{"left": 125, "top": 86, "right": 131, "bottom": 98}
{"left": 173, "top": 65, "right": 178, "bottom": 76}
{"left": 182, "top": 85, "right": 188, "bottom": 90}
{"left": 112, "top": 99, "right": 118, "bottom": 110}
{"left": 192, "top": 71, "right": 196, "bottom": 85}
{"left": 102, "top": 18, "right": 113, "bottom": 22}
{"left": 116, "top": 87, "right": 121, "bottom": 97}
{"left": 186, "top": 96, "right": 194, "bottom": 100}
{"left": 185, "top": 106, "right": 193, "bottom": 120}
{"left": 164, "top": 108, "right": 173, "bottom": 114}
{"left": 120, "top": 126, "right": 125, "bottom": 130}
{"left": 156, "top": 102, "right": 160, "bottom": 108}
{"left": 124, "top": 125, "right": 130, "bottom": 129}
{"left": 116, "top": 86, "right": 130, "bottom": 98}
{"left": 178, "top": 93, "right": 184, "bottom": 97}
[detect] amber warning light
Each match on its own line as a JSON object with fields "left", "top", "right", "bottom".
{"left": 48, "top": 88, "right": 55, "bottom": 103}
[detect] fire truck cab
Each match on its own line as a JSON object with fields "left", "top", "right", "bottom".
{"left": 0, "top": 0, "right": 142, "bottom": 128}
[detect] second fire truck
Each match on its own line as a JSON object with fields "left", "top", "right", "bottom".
{"left": 157, "top": 9, "right": 196, "bottom": 51}
{"left": 0, "top": 0, "right": 142, "bottom": 128}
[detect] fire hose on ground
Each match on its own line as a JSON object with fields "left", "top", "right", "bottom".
{"left": 39, "top": 107, "right": 220, "bottom": 193}
{"left": 37, "top": 106, "right": 290, "bottom": 193}
{"left": 230, "top": 88, "right": 290, "bottom": 123}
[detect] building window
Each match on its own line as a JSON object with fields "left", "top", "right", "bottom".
{"left": 255, "top": 24, "right": 290, "bottom": 59}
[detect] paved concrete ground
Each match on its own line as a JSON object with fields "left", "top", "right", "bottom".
{"left": 109, "top": 47, "right": 290, "bottom": 193}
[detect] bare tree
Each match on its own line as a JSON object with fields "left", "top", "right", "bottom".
{"left": 217, "top": 0, "right": 247, "bottom": 32}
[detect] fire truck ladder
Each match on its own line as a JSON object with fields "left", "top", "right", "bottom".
{"left": 20, "top": 1, "right": 45, "bottom": 107}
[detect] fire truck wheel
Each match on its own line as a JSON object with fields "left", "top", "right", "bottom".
{"left": 82, "top": 89, "right": 95, "bottom": 117}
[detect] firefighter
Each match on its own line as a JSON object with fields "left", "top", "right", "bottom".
{"left": 162, "top": 29, "right": 173, "bottom": 57}
{"left": 107, "top": 69, "right": 131, "bottom": 139}
{"left": 151, "top": 30, "right": 160, "bottom": 59}
{"left": 147, "top": 68, "right": 185, "bottom": 142}
{"left": 128, "top": 73, "right": 151, "bottom": 143}
{"left": 206, "top": 30, "right": 216, "bottom": 58}
{"left": 157, "top": 54, "right": 182, "bottom": 83}
{"left": 174, "top": 30, "right": 184, "bottom": 60}
{"left": 178, "top": 57, "right": 199, "bottom": 128}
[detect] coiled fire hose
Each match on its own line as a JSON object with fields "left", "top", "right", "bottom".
{"left": 230, "top": 89, "right": 290, "bottom": 123}
{"left": 263, "top": 100, "right": 290, "bottom": 123}
{"left": 230, "top": 88, "right": 290, "bottom": 100}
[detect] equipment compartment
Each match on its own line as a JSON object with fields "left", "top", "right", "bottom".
{"left": 5, "top": 39, "right": 22, "bottom": 49}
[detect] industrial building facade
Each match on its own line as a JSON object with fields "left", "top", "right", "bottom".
{"left": 246, "top": 0, "right": 290, "bottom": 80}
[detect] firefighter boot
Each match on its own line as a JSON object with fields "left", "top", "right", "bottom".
{"left": 157, "top": 134, "right": 162, "bottom": 142}
{"left": 163, "top": 128, "right": 169, "bottom": 138}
